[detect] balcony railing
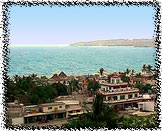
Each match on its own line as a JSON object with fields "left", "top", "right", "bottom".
{"left": 103, "top": 96, "right": 151, "bottom": 104}
{"left": 100, "top": 88, "right": 139, "bottom": 95}
{"left": 100, "top": 82, "right": 128, "bottom": 86}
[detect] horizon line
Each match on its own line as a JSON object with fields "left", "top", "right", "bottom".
{"left": 9, "top": 44, "right": 70, "bottom": 47}
{"left": 9, "top": 37, "right": 154, "bottom": 47}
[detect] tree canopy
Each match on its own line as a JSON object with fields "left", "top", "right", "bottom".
{"left": 6, "top": 74, "right": 68, "bottom": 105}
{"left": 134, "top": 83, "right": 156, "bottom": 94}
{"left": 87, "top": 81, "right": 100, "bottom": 94}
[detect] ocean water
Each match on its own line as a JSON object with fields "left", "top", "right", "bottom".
{"left": 8, "top": 46, "right": 156, "bottom": 77}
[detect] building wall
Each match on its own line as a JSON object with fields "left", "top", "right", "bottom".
{"left": 138, "top": 101, "right": 154, "bottom": 112}
{"left": 105, "top": 93, "right": 139, "bottom": 102}
{"left": 7, "top": 104, "right": 24, "bottom": 118}
{"left": 66, "top": 109, "right": 82, "bottom": 118}
{"left": 100, "top": 85, "right": 107, "bottom": 91}
{"left": 110, "top": 77, "right": 122, "bottom": 84}
{"left": 12, "top": 117, "right": 24, "bottom": 125}
{"left": 42, "top": 104, "right": 65, "bottom": 113}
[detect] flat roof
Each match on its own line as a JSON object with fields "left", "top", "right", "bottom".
{"left": 24, "top": 110, "right": 66, "bottom": 117}
{"left": 25, "top": 105, "right": 38, "bottom": 108}
{"left": 39, "top": 102, "right": 65, "bottom": 107}
{"left": 55, "top": 100, "right": 80, "bottom": 105}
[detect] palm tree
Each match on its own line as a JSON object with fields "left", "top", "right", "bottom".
{"left": 90, "top": 93, "right": 120, "bottom": 128}
{"left": 147, "top": 64, "right": 153, "bottom": 74}
{"left": 142, "top": 64, "right": 146, "bottom": 72}
{"left": 31, "top": 73, "right": 37, "bottom": 80}
{"left": 13, "top": 74, "right": 20, "bottom": 83}
{"left": 131, "top": 69, "right": 135, "bottom": 76}
{"left": 126, "top": 68, "right": 131, "bottom": 74}
{"left": 99, "top": 68, "right": 104, "bottom": 76}
{"left": 64, "top": 93, "right": 120, "bottom": 128}
{"left": 136, "top": 72, "right": 141, "bottom": 77}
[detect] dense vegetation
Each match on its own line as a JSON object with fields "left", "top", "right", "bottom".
{"left": 121, "top": 75, "right": 130, "bottom": 83}
{"left": 134, "top": 83, "right": 157, "bottom": 94}
{"left": 87, "top": 80, "right": 100, "bottom": 94}
{"left": 121, "top": 114, "right": 158, "bottom": 128}
{"left": 6, "top": 74, "right": 68, "bottom": 105}
{"left": 68, "top": 79, "right": 79, "bottom": 93}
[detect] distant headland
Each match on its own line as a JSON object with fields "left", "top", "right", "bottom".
{"left": 70, "top": 39, "right": 155, "bottom": 47}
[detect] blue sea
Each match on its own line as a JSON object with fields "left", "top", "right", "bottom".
{"left": 8, "top": 46, "right": 156, "bottom": 77}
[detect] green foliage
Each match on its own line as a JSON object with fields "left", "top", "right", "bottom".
{"left": 52, "top": 74, "right": 58, "bottom": 77}
{"left": 99, "top": 68, "right": 104, "bottom": 76}
{"left": 68, "top": 79, "right": 79, "bottom": 93}
{"left": 30, "top": 95, "right": 39, "bottom": 105}
{"left": 53, "top": 83, "right": 68, "bottom": 96}
{"left": 122, "top": 115, "right": 158, "bottom": 128}
{"left": 6, "top": 76, "right": 18, "bottom": 102}
{"left": 87, "top": 81, "right": 100, "bottom": 94}
{"left": 134, "top": 83, "right": 155, "bottom": 94}
{"left": 121, "top": 76, "right": 130, "bottom": 82}
{"left": 126, "top": 68, "right": 131, "bottom": 74}
{"left": 64, "top": 119, "right": 97, "bottom": 128}
{"left": 91, "top": 94, "right": 119, "bottom": 128}
{"left": 6, "top": 74, "right": 68, "bottom": 105}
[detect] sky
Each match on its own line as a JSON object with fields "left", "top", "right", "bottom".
{"left": 8, "top": 5, "right": 155, "bottom": 46}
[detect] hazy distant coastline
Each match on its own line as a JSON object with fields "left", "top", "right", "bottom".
{"left": 70, "top": 39, "right": 155, "bottom": 47}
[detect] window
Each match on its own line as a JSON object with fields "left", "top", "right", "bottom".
{"left": 128, "top": 94, "right": 133, "bottom": 99}
{"left": 48, "top": 107, "right": 52, "bottom": 110}
{"left": 103, "top": 96, "right": 106, "bottom": 101}
{"left": 54, "top": 107, "right": 58, "bottom": 110}
{"left": 137, "top": 81, "right": 141, "bottom": 84}
{"left": 113, "top": 96, "right": 117, "bottom": 101}
{"left": 108, "top": 97, "right": 111, "bottom": 101}
{"left": 120, "top": 95, "right": 125, "bottom": 100}
{"left": 135, "top": 94, "right": 138, "bottom": 97}
{"left": 117, "top": 79, "right": 119, "bottom": 84}
{"left": 112, "top": 79, "right": 114, "bottom": 84}
{"left": 101, "top": 88, "right": 104, "bottom": 91}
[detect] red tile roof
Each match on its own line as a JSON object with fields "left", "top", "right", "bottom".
{"left": 110, "top": 75, "right": 120, "bottom": 78}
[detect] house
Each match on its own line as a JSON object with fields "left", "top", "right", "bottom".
{"left": 138, "top": 101, "right": 155, "bottom": 112}
{"left": 48, "top": 76, "right": 69, "bottom": 86}
{"left": 24, "top": 102, "right": 66, "bottom": 124}
{"left": 40, "top": 102, "right": 66, "bottom": 113}
{"left": 55, "top": 96, "right": 83, "bottom": 118}
{"left": 99, "top": 75, "right": 152, "bottom": 110}
{"left": 7, "top": 102, "right": 65, "bottom": 125}
{"left": 7, "top": 102, "right": 25, "bottom": 126}
{"left": 130, "top": 75, "right": 157, "bottom": 86}
{"left": 24, "top": 105, "right": 40, "bottom": 114}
